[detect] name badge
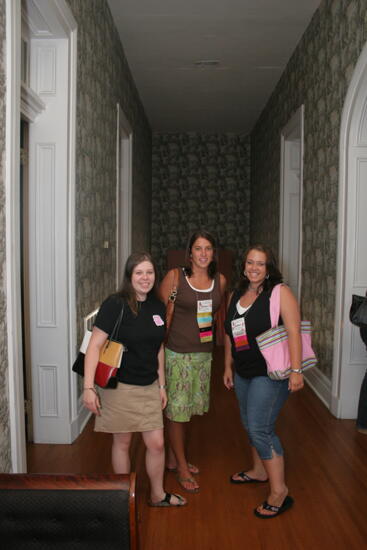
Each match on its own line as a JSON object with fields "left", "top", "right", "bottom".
{"left": 231, "top": 317, "right": 246, "bottom": 338}
{"left": 197, "top": 299, "right": 212, "bottom": 313}
{"left": 231, "top": 317, "right": 250, "bottom": 351}
{"left": 153, "top": 314, "right": 164, "bottom": 326}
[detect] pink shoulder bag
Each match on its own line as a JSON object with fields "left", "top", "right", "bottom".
{"left": 256, "top": 284, "right": 317, "bottom": 380}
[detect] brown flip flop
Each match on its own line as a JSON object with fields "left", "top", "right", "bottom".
{"left": 176, "top": 475, "right": 200, "bottom": 493}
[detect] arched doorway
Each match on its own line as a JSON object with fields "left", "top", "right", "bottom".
{"left": 332, "top": 42, "right": 367, "bottom": 418}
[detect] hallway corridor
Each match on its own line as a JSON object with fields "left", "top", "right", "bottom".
{"left": 28, "top": 348, "right": 367, "bottom": 550}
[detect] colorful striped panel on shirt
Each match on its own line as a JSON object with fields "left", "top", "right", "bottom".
{"left": 234, "top": 334, "right": 250, "bottom": 351}
{"left": 197, "top": 312, "right": 213, "bottom": 343}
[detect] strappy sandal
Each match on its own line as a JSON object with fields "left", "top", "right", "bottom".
{"left": 148, "top": 492, "right": 187, "bottom": 507}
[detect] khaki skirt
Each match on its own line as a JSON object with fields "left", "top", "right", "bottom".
{"left": 94, "top": 381, "right": 163, "bottom": 433}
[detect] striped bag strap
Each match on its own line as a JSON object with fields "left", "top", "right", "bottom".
{"left": 269, "top": 284, "right": 282, "bottom": 328}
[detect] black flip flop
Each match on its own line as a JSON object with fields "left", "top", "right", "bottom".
{"left": 254, "top": 495, "right": 294, "bottom": 518}
{"left": 230, "top": 471, "right": 268, "bottom": 484}
{"left": 148, "top": 492, "right": 187, "bottom": 507}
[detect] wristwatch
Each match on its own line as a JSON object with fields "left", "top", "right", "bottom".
{"left": 290, "top": 368, "right": 303, "bottom": 374}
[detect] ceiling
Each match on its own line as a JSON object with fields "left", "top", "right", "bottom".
{"left": 107, "top": 0, "right": 321, "bottom": 133}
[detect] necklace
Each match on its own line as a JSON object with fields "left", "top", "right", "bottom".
{"left": 248, "top": 285, "right": 262, "bottom": 295}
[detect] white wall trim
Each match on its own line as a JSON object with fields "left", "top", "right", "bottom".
{"left": 115, "top": 103, "right": 133, "bottom": 288}
{"left": 331, "top": 41, "right": 367, "bottom": 417}
{"left": 20, "top": 82, "right": 46, "bottom": 122}
{"left": 67, "top": 19, "right": 78, "bottom": 430}
{"left": 6, "top": 0, "right": 78, "bottom": 469}
{"left": 279, "top": 104, "right": 304, "bottom": 301}
{"left": 304, "top": 366, "right": 331, "bottom": 410}
{"left": 5, "top": 0, "right": 27, "bottom": 472}
{"left": 71, "top": 404, "right": 91, "bottom": 442}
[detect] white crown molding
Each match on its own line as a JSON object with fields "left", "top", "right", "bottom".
{"left": 20, "top": 81, "right": 46, "bottom": 122}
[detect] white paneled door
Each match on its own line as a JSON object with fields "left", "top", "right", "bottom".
{"left": 21, "top": 0, "right": 79, "bottom": 445}
{"left": 28, "top": 38, "right": 72, "bottom": 442}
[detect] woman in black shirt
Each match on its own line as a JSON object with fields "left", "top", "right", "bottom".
{"left": 224, "top": 245, "right": 303, "bottom": 518}
{"left": 83, "top": 252, "right": 186, "bottom": 507}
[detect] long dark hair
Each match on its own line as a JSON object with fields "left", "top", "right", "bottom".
{"left": 183, "top": 229, "right": 218, "bottom": 279}
{"left": 116, "top": 252, "right": 158, "bottom": 315}
{"left": 238, "top": 244, "right": 283, "bottom": 294}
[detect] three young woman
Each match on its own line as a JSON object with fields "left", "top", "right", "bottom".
{"left": 82, "top": 240, "right": 303, "bottom": 518}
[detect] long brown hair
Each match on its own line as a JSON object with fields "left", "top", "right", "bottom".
{"left": 116, "top": 252, "right": 158, "bottom": 315}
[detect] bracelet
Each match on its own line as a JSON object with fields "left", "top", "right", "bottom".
{"left": 84, "top": 387, "right": 97, "bottom": 394}
{"left": 290, "top": 368, "right": 303, "bottom": 374}
{"left": 158, "top": 384, "right": 166, "bottom": 389}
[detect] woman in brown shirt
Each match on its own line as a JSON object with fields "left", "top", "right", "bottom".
{"left": 159, "top": 230, "right": 226, "bottom": 492}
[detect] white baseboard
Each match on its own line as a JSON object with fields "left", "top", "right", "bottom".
{"left": 71, "top": 401, "right": 91, "bottom": 442}
{"left": 304, "top": 366, "right": 332, "bottom": 412}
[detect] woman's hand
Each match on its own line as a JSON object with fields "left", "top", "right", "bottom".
{"left": 223, "top": 367, "right": 234, "bottom": 390}
{"left": 224, "top": 331, "right": 234, "bottom": 390}
{"left": 82, "top": 388, "right": 101, "bottom": 415}
{"left": 288, "top": 372, "right": 304, "bottom": 392}
{"left": 83, "top": 326, "right": 109, "bottom": 416}
{"left": 160, "top": 387, "right": 168, "bottom": 409}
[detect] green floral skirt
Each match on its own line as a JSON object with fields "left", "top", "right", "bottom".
{"left": 165, "top": 348, "right": 212, "bottom": 422}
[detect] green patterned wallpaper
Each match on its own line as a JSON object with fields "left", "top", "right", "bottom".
{"left": 251, "top": 0, "right": 367, "bottom": 378}
{"left": 67, "top": 0, "right": 152, "bottom": 333}
{"left": 151, "top": 133, "right": 251, "bottom": 280}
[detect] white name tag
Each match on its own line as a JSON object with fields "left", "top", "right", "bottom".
{"left": 197, "top": 299, "right": 212, "bottom": 313}
{"left": 231, "top": 317, "right": 246, "bottom": 338}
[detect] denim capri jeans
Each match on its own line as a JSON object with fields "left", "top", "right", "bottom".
{"left": 234, "top": 372, "right": 289, "bottom": 460}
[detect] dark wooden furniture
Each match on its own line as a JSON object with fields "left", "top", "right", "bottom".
{"left": 0, "top": 472, "right": 138, "bottom": 550}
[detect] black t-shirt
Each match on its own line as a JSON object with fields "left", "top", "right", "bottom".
{"left": 224, "top": 289, "right": 272, "bottom": 378}
{"left": 94, "top": 293, "right": 166, "bottom": 386}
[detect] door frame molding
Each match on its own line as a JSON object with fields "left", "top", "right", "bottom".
{"left": 5, "top": 0, "right": 77, "bottom": 470}
{"left": 331, "top": 41, "right": 367, "bottom": 417}
{"left": 279, "top": 104, "right": 304, "bottom": 301}
{"left": 6, "top": 0, "right": 26, "bottom": 472}
{"left": 115, "top": 103, "right": 133, "bottom": 288}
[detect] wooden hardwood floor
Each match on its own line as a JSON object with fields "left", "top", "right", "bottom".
{"left": 28, "top": 348, "right": 367, "bottom": 550}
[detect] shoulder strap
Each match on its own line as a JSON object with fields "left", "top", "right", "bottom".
{"left": 165, "top": 268, "right": 179, "bottom": 334}
{"left": 269, "top": 284, "right": 282, "bottom": 328}
{"left": 168, "top": 268, "right": 179, "bottom": 302}
{"left": 109, "top": 301, "right": 125, "bottom": 341}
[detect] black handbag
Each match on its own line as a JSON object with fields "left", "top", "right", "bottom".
{"left": 350, "top": 294, "right": 367, "bottom": 328}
